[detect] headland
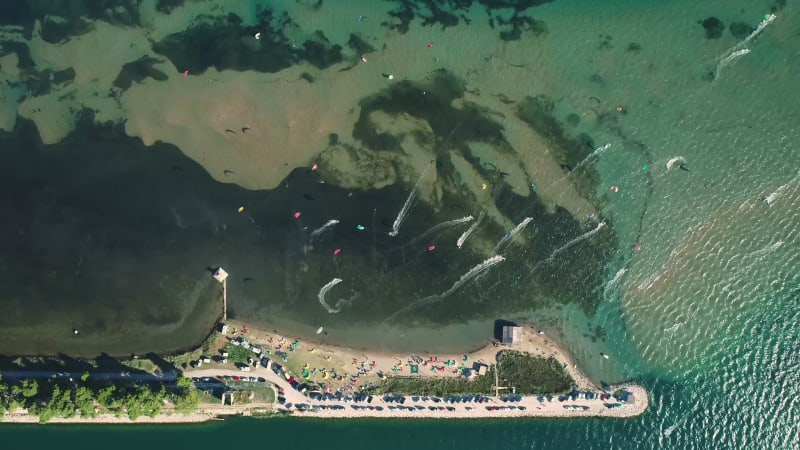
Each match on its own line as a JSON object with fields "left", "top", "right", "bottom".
{"left": 0, "top": 319, "right": 647, "bottom": 423}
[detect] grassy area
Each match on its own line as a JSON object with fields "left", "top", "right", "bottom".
{"left": 223, "top": 344, "right": 255, "bottom": 365}
{"left": 120, "top": 359, "right": 158, "bottom": 373}
{"left": 366, "top": 352, "right": 573, "bottom": 396}
{"left": 248, "top": 385, "right": 275, "bottom": 403}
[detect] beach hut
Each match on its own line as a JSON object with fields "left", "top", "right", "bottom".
{"left": 220, "top": 324, "right": 229, "bottom": 335}
{"left": 502, "top": 326, "right": 523, "bottom": 345}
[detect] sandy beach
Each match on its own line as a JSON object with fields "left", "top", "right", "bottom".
{"left": 207, "top": 319, "right": 598, "bottom": 392}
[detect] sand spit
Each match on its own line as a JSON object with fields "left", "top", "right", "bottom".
{"left": 1, "top": 320, "right": 647, "bottom": 424}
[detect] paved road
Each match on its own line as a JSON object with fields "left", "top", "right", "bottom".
{"left": 187, "top": 368, "right": 307, "bottom": 404}
{"left": 184, "top": 366, "right": 644, "bottom": 418}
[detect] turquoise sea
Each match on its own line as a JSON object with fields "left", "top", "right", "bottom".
{"left": 1, "top": 0, "right": 798, "bottom": 448}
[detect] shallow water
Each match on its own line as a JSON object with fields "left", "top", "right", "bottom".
{"left": 1, "top": 0, "right": 799, "bottom": 448}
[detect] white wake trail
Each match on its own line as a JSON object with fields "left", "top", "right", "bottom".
{"left": 546, "top": 221, "right": 606, "bottom": 263}
{"left": 604, "top": 268, "right": 627, "bottom": 296}
{"left": 492, "top": 217, "right": 533, "bottom": 254}
{"left": 384, "top": 256, "right": 506, "bottom": 321}
{"left": 440, "top": 255, "right": 506, "bottom": 298}
{"left": 545, "top": 144, "right": 612, "bottom": 191}
{"left": 310, "top": 219, "right": 340, "bottom": 239}
{"left": 714, "top": 13, "right": 776, "bottom": 80}
{"left": 572, "top": 143, "right": 612, "bottom": 172}
{"left": 318, "top": 278, "right": 343, "bottom": 313}
{"left": 761, "top": 170, "right": 800, "bottom": 206}
{"left": 457, "top": 211, "right": 485, "bottom": 249}
{"left": 403, "top": 215, "right": 474, "bottom": 248}
{"left": 389, "top": 163, "right": 433, "bottom": 237}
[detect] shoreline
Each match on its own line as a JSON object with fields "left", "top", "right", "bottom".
{"left": 0, "top": 319, "right": 649, "bottom": 424}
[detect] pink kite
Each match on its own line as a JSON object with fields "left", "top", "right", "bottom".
{"left": 293, "top": 211, "right": 302, "bottom": 219}
{"left": 427, "top": 245, "right": 436, "bottom": 251}
{"left": 333, "top": 248, "right": 341, "bottom": 256}
{"left": 635, "top": 243, "right": 642, "bottom": 251}
{"left": 183, "top": 70, "right": 189, "bottom": 77}
{"left": 311, "top": 163, "right": 318, "bottom": 171}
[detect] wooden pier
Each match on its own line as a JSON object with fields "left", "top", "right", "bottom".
{"left": 213, "top": 267, "right": 229, "bottom": 321}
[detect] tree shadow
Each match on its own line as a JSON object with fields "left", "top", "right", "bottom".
{"left": 95, "top": 352, "right": 144, "bottom": 374}
{"left": 0, "top": 353, "right": 96, "bottom": 373}
{"left": 145, "top": 352, "right": 180, "bottom": 376}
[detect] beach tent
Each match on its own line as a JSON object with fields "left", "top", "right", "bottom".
{"left": 410, "top": 365, "right": 419, "bottom": 374}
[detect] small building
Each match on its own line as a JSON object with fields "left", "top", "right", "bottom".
{"left": 502, "top": 326, "right": 523, "bottom": 345}
{"left": 201, "top": 357, "right": 211, "bottom": 364}
{"left": 220, "top": 323, "right": 229, "bottom": 335}
{"left": 221, "top": 351, "right": 229, "bottom": 358}
{"left": 212, "top": 267, "right": 229, "bottom": 283}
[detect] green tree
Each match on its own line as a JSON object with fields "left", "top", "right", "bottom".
{"left": 0, "top": 377, "right": 7, "bottom": 420}
{"left": 174, "top": 388, "right": 200, "bottom": 414}
{"left": 96, "top": 385, "right": 116, "bottom": 408}
{"left": 75, "top": 386, "right": 96, "bottom": 418}
{"left": 19, "top": 379, "right": 39, "bottom": 398}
